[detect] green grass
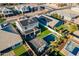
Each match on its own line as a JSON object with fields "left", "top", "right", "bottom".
{"left": 56, "top": 23, "right": 78, "bottom": 32}
{"left": 38, "top": 24, "right": 52, "bottom": 39}
{"left": 13, "top": 45, "right": 27, "bottom": 56}
{"left": 66, "top": 24, "right": 78, "bottom": 32}
{"left": 12, "top": 22, "right": 16, "bottom": 28}
{"left": 38, "top": 29, "right": 51, "bottom": 39}
{"left": 0, "top": 18, "right": 5, "bottom": 23}
{"left": 56, "top": 25, "right": 66, "bottom": 30}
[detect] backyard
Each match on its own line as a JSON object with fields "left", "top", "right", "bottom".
{"left": 65, "top": 23, "right": 78, "bottom": 32}
{"left": 55, "top": 22, "right": 78, "bottom": 33}
{"left": 13, "top": 45, "right": 29, "bottom": 56}
{"left": 38, "top": 24, "right": 52, "bottom": 39}
{"left": 37, "top": 29, "right": 52, "bottom": 39}
{"left": 55, "top": 25, "right": 66, "bottom": 31}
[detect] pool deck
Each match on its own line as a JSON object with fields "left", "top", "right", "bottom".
{"left": 40, "top": 23, "right": 62, "bottom": 37}
{"left": 60, "top": 35, "right": 79, "bottom": 56}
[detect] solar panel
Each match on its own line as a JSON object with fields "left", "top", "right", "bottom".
{"left": 20, "top": 20, "right": 28, "bottom": 26}
{"left": 20, "top": 17, "right": 38, "bottom": 28}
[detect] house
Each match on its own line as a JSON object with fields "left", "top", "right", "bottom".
{"left": 15, "top": 5, "right": 31, "bottom": 14}
{"left": 29, "top": 4, "right": 46, "bottom": 12}
{"left": 0, "top": 23, "right": 33, "bottom": 56}
{"left": 0, "top": 24, "right": 23, "bottom": 55}
{"left": 0, "top": 7, "right": 14, "bottom": 17}
{"left": 51, "top": 9, "right": 79, "bottom": 21}
{"left": 39, "top": 5, "right": 46, "bottom": 10}
{"left": 71, "top": 7, "right": 79, "bottom": 13}
{"left": 37, "top": 15, "right": 63, "bottom": 28}
{"left": 15, "top": 16, "right": 41, "bottom": 38}
{"left": 31, "top": 6, "right": 38, "bottom": 12}
{"left": 60, "top": 37, "right": 79, "bottom": 56}
{"left": 29, "top": 38, "right": 47, "bottom": 53}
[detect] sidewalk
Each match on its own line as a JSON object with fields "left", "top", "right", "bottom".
{"left": 5, "top": 9, "right": 48, "bottom": 23}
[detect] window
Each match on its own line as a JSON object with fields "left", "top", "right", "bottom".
{"left": 0, "top": 47, "right": 12, "bottom": 55}
{"left": 3, "top": 11, "right": 7, "bottom": 13}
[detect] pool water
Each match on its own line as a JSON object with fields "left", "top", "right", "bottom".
{"left": 72, "top": 47, "right": 79, "bottom": 55}
{"left": 43, "top": 34, "right": 56, "bottom": 44}
{"left": 54, "top": 21, "right": 64, "bottom": 27}
{"left": 49, "top": 16, "right": 64, "bottom": 27}
{"left": 38, "top": 16, "right": 48, "bottom": 25}
{"left": 65, "top": 41, "right": 79, "bottom": 55}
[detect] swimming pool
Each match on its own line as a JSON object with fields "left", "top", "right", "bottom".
{"left": 49, "top": 16, "right": 64, "bottom": 27}
{"left": 43, "top": 34, "right": 56, "bottom": 44}
{"left": 72, "top": 47, "right": 79, "bottom": 55}
{"left": 54, "top": 21, "right": 64, "bottom": 27}
{"left": 65, "top": 41, "right": 79, "bottom": 55}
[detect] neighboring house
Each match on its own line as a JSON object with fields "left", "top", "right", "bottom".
{"left": 15, "top": 5, "right": 31, "bottom": 14}
{"left": 31, "top": 6, "right": 38, "bottom": 12}
{"left": 0, "top": 30, "right": 23, "bottom": 56}
{"left": 71, "top": 7, "right": 79, "bottom": 13}
{"left": 0, "top": 23, "right": 23, "bottom": 56}
{"left": 0, "top": 7, "right": 14, "bottom": 17}
{"left": 60, "top": 37, "right": 79, "bottom": 56}
{"left": 39, "top": 5, "right": 46, "bottom": 10}
{"left": 15, "top": 16, "right": 41, "bottom": 37}
{"left": 51, "top": 9, "right": 79, "bottom": 21}
{"left": 30, "top": 5, "right": 46, "bottom": 12}
{"left": 29, "top": 38, "right": 47, "bottom": 53}
{"left": 36, "top": 15, "right": 63, "bottom": 28}
{"left": 15, "top": 5, "right": 46, "bottom": 14}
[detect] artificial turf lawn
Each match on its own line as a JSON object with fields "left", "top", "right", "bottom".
{"left": 56, "top": 25, "right": 66, "bottom": 30}
{"left": 38, "top": 29, "right": 51, "bottom": 39}
{"left": 13, "top": 45, "right": 27, "bottom": 56}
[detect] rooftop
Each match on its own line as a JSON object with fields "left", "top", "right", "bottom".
{"left": 29, "top": 38, "right": 47, "bottom": 49}
{"left": 0, "top": 30, "right": 22, "bottom": 51}
{"left": 51, "top": 9, "right": 79, "bottom": 19}
{"left": 39, "top": 15, "right": 59, "bottom": 28}
{"left": 16, "top": 16, "right": 38, "bottom": 29}
{"left": 71, "top": 7, "right": 79, "bottom": 13}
